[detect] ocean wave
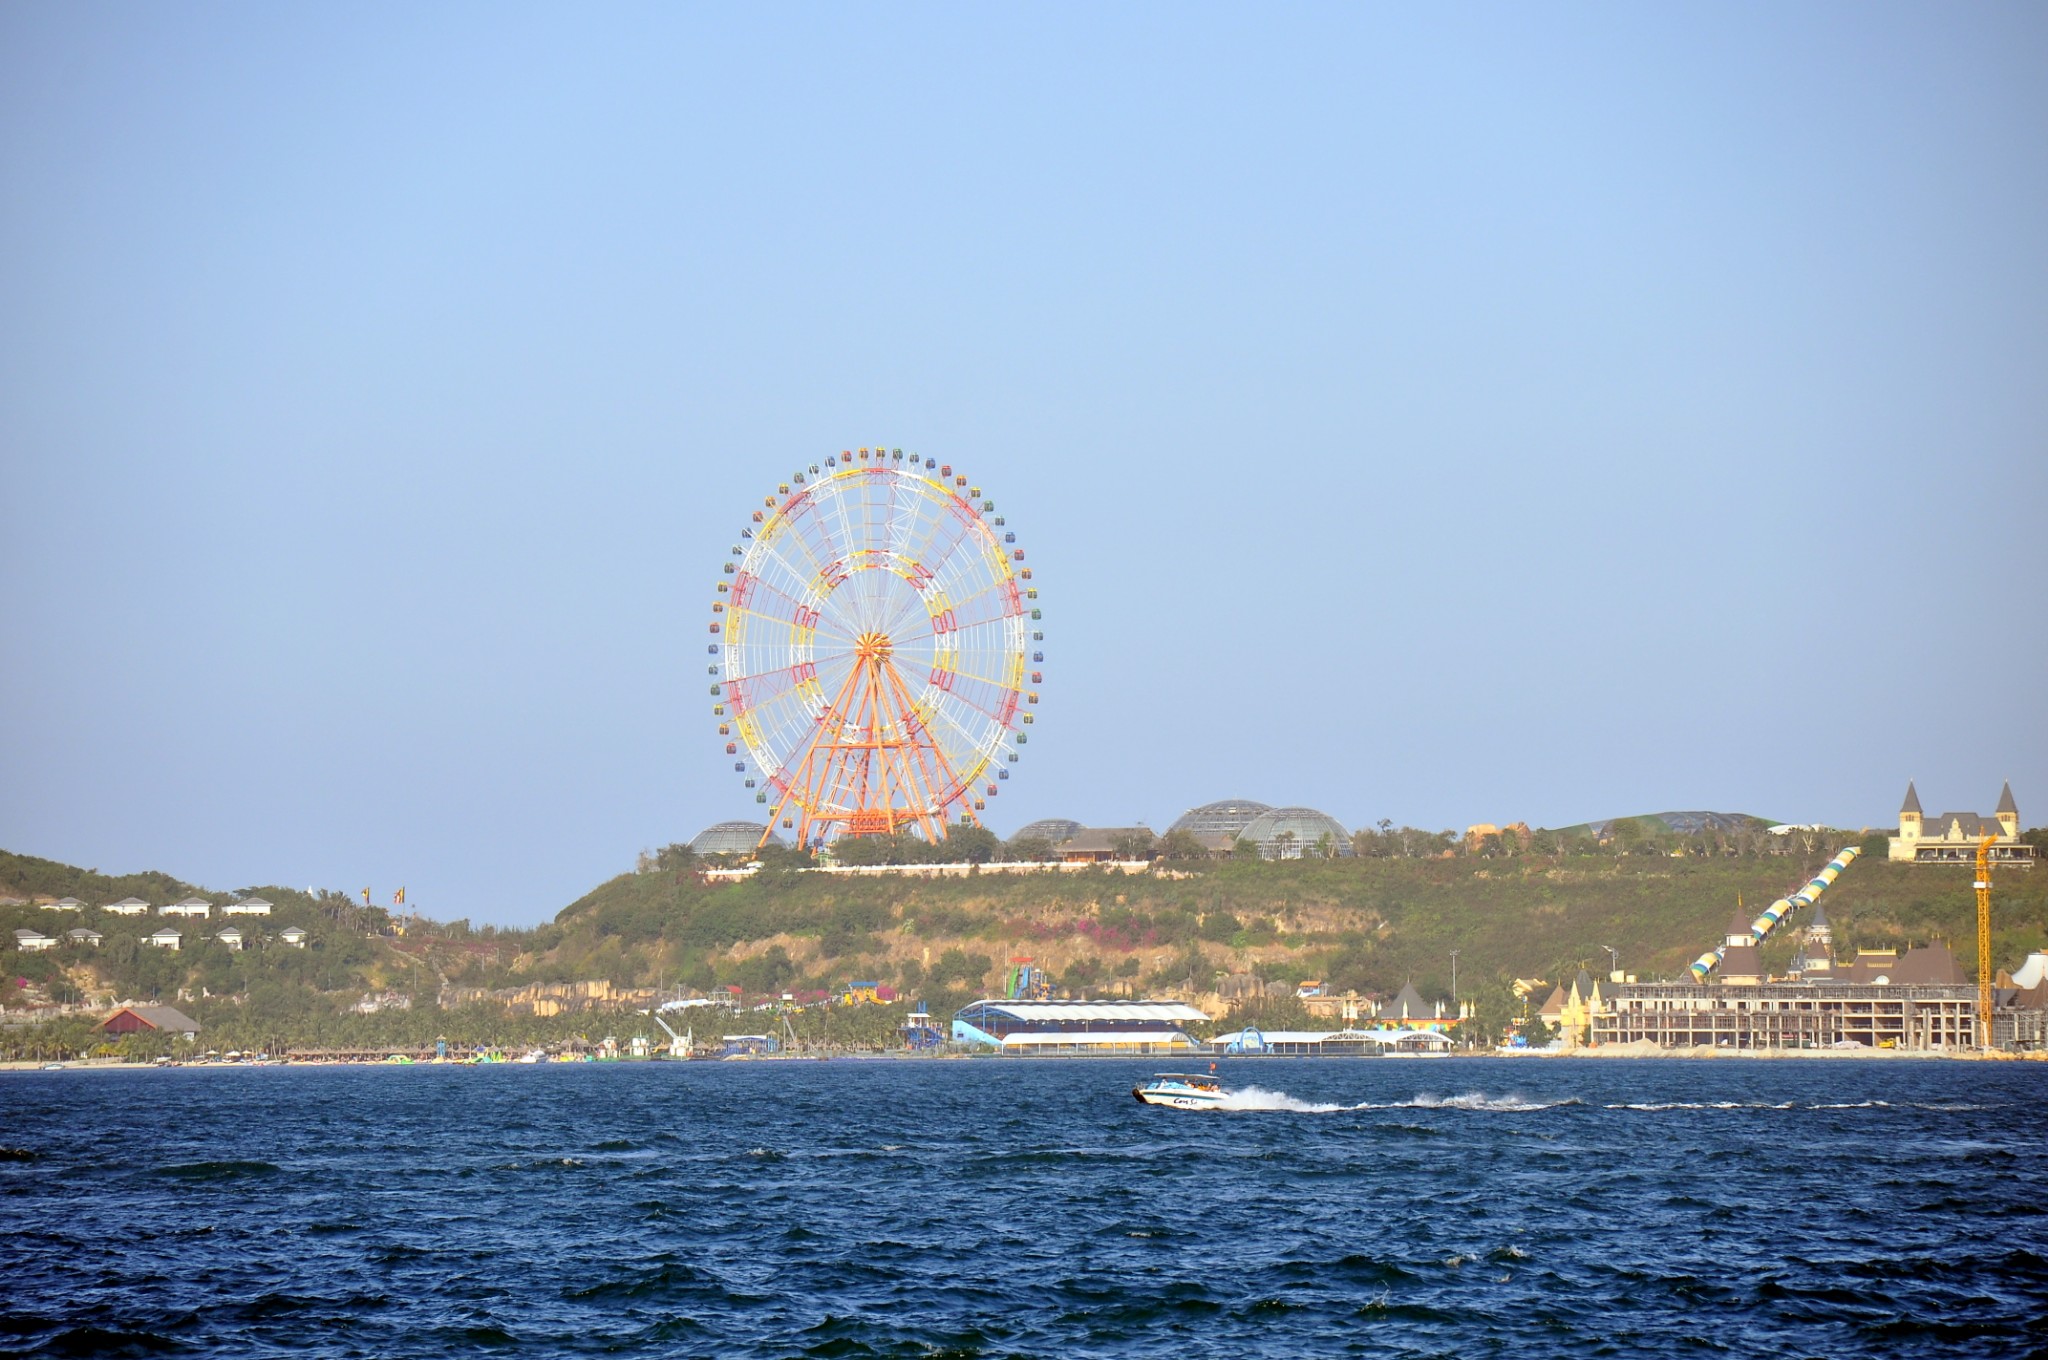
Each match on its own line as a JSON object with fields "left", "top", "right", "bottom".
{"left": 562, "top": 1260, "right": 709, "bottom": 1302}
{"left": 16, "top": 1323, "right": 189, "bottom": 1357}
{"left": 489, "top": 1156, "right": 587, "bottom": 1172}
{"left": 152, "top": 1159, "right": 280, "bottom": 1181}
{"left": 1607, "top": 1100, "right": 1795, "bottom": 1111}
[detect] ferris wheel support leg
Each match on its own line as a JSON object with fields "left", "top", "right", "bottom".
{"left": 880, "top": 655, "right": 966, "bottom": 838}
{"left": 763, "top": 651, "right": 869, "bottom": 850}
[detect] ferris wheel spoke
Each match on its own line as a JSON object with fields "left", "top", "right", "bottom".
{"left": 915, "top": 493, "right": 984, "bottom": 569}
{"left": 774, "top": 492, "right": 846, "bottom": 577}
{"left": 886, "top": 606, "right": 1008, "bottom": 652}
{"left": 826, "top": 478, "right": 866, "bottom": 580}
{"left": 922, "top": 698, "right": 1002, "bottom": 787}
{"left": 875, "top": 584, "right": 932, "bottom": 642}
{"left": 747, "top": 537, "right": 828, "bottom": 603}
{"left": 938, "top": 669, "right": 1022, "bottom": 714}
{"left": 728, "top": 639, "right": 853, "bottom": 690}
{"left": 730, "top": 596, "right": 855, "bottom": 644}
{"left": 778, "top": 501, "right": 844, "bottom": 584}
{"left": 730, "top": 572, "right": 822, "bottom": 624}
{"left": 936, "top": 560, "right": 1022, "bottom": 619}
{"left": 859, "top": 560, "right": 894, "bottom": 633}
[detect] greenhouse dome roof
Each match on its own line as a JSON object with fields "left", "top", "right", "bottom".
{"left": 688, "top": 821, "right": 784, "bottom": 856}
{"left": 1168, "top": 799, "right": 1272, "bottom": 842}
{"left": 1238, "top": 807, "right": 1354, "bottom": 859}
{"left": 1011, "top": 818, "right": 1083, "bottom": 843}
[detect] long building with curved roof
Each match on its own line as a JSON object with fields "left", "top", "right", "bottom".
{"left": 951, "top": 999, "right": 1210, "bottom": 1053}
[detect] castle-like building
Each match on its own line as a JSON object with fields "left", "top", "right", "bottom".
{"left": 1889, "top": 781, "right": 2033, "bottom": 866}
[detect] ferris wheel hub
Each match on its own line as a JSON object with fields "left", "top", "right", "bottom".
{"left": 854, "top": 630, "right": 893, "bottom": 662}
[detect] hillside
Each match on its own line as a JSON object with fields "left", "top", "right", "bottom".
{"left": 540, "top": 839, "right": 2048, "bottom": 1010}
{"left": 7, "top": 830, "right": 2046, "bottom": 1058}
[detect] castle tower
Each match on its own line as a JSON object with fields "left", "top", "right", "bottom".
{"left": 1891, "top": 781, "right": 1925, "bottom": 861}
{"left": 1801, "top": 901, "right": 1834, "bottom": 974}
{"left": 1996, "top": 782, "right": 2019, "bottom": 839}
{"left": 1804, "top": 900, "right": 1833, "bottom": 956}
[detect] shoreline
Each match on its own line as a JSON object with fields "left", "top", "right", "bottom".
{"left": 7, "top": 1046, "right": 2044, "bottom": 1072}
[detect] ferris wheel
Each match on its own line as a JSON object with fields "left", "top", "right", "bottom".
{"left": 708, "top": 449, "right": 1041, "bottom": 849}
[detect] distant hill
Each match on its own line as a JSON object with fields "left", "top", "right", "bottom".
{"left": 1559, "top": 811, "right": 1775, "bottom": 839}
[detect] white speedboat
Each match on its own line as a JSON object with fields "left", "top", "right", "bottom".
{"left": 1133, "top": 1072, "right": 1230, "bottom": 1109}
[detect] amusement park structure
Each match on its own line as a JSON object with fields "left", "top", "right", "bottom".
{"left": 709, "top": 450, "right": 1038, "bottom": 850}
{"left": 1688, "top": 846, "right": 1862, "bottom": 981}
{"left": 1976, "top": 835, "right": 1995, "bottom": 1051}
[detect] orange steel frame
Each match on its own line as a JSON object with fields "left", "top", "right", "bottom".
{"left": 761, "top": 627, "right": 975, "bottom": 848}
{"left": 1976, "top": 835, "right": 1994, "bottom": 1051}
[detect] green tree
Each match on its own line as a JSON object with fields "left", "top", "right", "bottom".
{"left": 1061, "top": 955, "right": 1105, "bottom": 993}
{"left": 1156, "top": 829, "right": 1209, "bottom": 862}
{"left": 1111, "top": 830, "right": 1158, "bottom": 861}
{"left": 1146, "top": 947, "right": 1211, "bottom": 993}
{"left": 929, "top": 948, "right": 992, "bottom": 989}
{"left": 944, "top": 822, "right": 1000, "bottom": 864}
{"left": 830, "top": 837, "right": 888, "bottom": 867}
{"left": 1219, "top": 993, "right": 1311, "bottom": 1031}
{"left": 1003, "top": 836, "right": 1055, "bottom": 862}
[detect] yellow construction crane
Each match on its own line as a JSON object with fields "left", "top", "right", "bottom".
{"left": 1975, "top": 835, "right": 1995, "bottom": 1052}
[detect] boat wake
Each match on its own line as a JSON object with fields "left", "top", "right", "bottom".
{"left": 1358, "top": 1093, "right": 1577, "bottom": 1113}
{"left": 1214, "top": 1085, "right": 1346, "bottom": 1113}
{"left": 1207, "top": 1088, "right": 1575, "bottom": 1114}
{"left": 1610, "top": 1099, "right": 1994, "bottom": 1113}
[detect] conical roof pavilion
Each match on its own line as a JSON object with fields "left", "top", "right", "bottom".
{"left": 1384, "top": 980, "right": 1429, "bottom": 1021}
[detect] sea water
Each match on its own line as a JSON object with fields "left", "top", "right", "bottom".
{"left": 3, "top": 1058, "right": 2043, "bottom": 1357}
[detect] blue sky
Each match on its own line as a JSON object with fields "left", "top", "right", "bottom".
{"left": 3, "top": 4, "right": 2043, "bottom": 925}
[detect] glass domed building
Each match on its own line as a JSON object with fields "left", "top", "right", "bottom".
{"left": 1237, "top": 807, "right": 1354, "bottom": 859}
{"left": 1011, "top": 818, "right": 1083, "bottom": 844}
{"left": 688, "top": 821, "right": 785, "bottom": 857}
{"left": 1168, "top": 799, "right": 1272, "bottom": 851}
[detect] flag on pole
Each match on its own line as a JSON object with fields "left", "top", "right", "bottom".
{"left": 361, "top": 887, "right": 370, "bottom": 906}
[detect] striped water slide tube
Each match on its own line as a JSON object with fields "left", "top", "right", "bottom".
{"left": 1687, "top": 846, "right": 1862, "bottom": 980}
